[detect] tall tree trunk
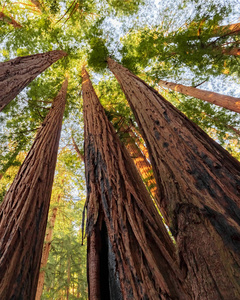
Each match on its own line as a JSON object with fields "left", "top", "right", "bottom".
{"left": 0, "top": 50, "right": 67, "bottom": 112}
{"left": 82, "top": 68, "right": 189, "bottom": 300}
{"left": 0, "top": 79, "right": 68, "bottom": 300}
{"left": 158, "top": 79, "right": 240, "bottom": 113}
{"left": 35, "top": 195, "right": 61, "bottom": 300}
{"left": 0, "top": 12, "right": 22, "bottom": 28}
{"left": 108, "top": 58, "right": 240, "bottom": 300}
{"left": 119, "top": 124, "right": 158, "bottom": 199}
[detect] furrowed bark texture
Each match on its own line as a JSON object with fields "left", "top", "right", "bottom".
{"left": 0, "top": 50, "right": 67, "bottom": 112}
{"left": 108, "top": 58, "right": 240, "bottom": 300}
{"left": 35, "top": 195, "right": 61, "bottom": 300}
{"left": 87, "top": 208, "right": 122, "bottom": 300}
{"left": 0, "top": 79, "right": 68, "bottom": 300}
{"left": 0, "top": 12, "right": 22, "bottom": 28}
{"left": 82, "top": 68, "right": 189, "bottom": 300}
{"left": 119, "top": 125, "right": 158, "bottom": 199}
{"left": 158, "top": 79, "right": 240, "bottom": 113}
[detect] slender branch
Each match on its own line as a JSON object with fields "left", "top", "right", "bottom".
{"left": 56, "top": 0, "right": 77, "bottom": 24}
{"left": 193, "top": 79, "right": 207, "bottom": 88}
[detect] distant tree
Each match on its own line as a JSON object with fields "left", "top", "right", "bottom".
{"left": 158, "top": 79, "right": 240, "bottom": 113}
{"left": 0, "top": 12, "right": 22, "bottom": 28}
{"left": 35, "top": 195, "right": 61, "bottom": 300}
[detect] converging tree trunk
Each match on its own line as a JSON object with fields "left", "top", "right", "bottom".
{"left": 108, "top": 58, "right": 240, "bottom": 300}
{"left": 0, "top": 50, "right": 67, "bottom": 112}
{"left": 0, "top": 79, "right": 68, "bottom": 300}
{"left": 119, "top": 124, "right": 158, "bottom": 199}
{"left": 35, "top": 195, "right": 61, "bottom": 300}
{"left": 158, "top": 79, "right": 240, "bottom": 113}
{"left": 0, "top": 12, "right": 22, "bottom": 28}
{"left": 72, "top": 135, "right": 84, "bottom": 162}
{"left": 82, "top": 68, "right": 189, "bottom": 300}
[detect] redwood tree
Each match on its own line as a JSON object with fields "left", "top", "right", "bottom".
{"left": 158, "top": 79, "right": 240, "bottom": 113}
{"left": 0, "top": 50, "right": 67, "bottom": 112}
{"left": 82, "top": 68, "right": 189, "bottom": 300}
{"left": 119, "top": 124, "right": 158, "bottom": 199}
{"left": 108, "top": 58, "right": 240, "bottom": 300}
{"left": 0, "top": 79, "right": 68, "bottom": 299}
{"left": 0, "top": 12, "right": 22, "bottom": 28}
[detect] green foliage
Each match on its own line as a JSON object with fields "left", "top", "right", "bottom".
{"left": 40, "top": 148, "right": 87, "bottom": 299}
{"left": 87, "top": 37, "right": 109, "bottom": 72}
{"left": 1, "top": 1, "right": 240, "bottom": 298}
{"left": 106, "top": 0, "right": 145, "bottom": 15}
{"left": 159, "top": 88, "right": 240, "bottom": 160}
{"left": 42, "top": 198, "right": 87, "bottom": 300}
{"left": 119, "top": 0, "right": 239, "bottom": 80}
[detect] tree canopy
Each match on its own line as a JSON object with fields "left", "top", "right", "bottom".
{"left": 0, "top": 0, "right": 240, "bottom": 298}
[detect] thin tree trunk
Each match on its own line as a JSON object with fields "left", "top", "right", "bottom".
{"left": 82, "top": 68, "right": 189, "bottom": 300}
{"left": 222, "top": 47, "right": 240, "bottom": 56}
{"left": 129, "top": 126, "right": 150, "bottom": 160}
{"left": 0, "top": 12, "right": 22, "bottom": 28}
{"left": 0, "top": 50, "right": 67, "bottom": 112}
{"left": 158, "top": 79, "right": 240, "bottom": 113}
{"left": 72, "top": 136, "right": 84, "bottom": 162}
{"left": 213, "top": 23, "right": 240, "bottom": 37}
{"left": 119, "top": 124, "right": 158, "bottom": 198}
{"left": 0, "top": 79, "right": 68, "bottom": 300}
{"left": 66, "top": 257, "right": 71, "bottom": 300}
{"left": 108, "top": 58, "right": 240, "bottom": 300}
{"left": 35, "top": 195, "right": 61, "bottom": 300}
{"left": 30, "top": 0, "right": 42, "bottom": 11}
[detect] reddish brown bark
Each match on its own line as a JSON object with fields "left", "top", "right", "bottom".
{"left": 119, "top": 124, "right": 157, "bottom": 198}
{"left": 158, "top": 79, "right": 240, "bottom": 113}
{"left": 108, "top": 58, "right": 240, "bottom": 300}
{"left": 0, "top": 50, "right": 67, "bottom": 112}
{"left": 214, "top": 23, "right": 240, "bottom": 37}
{"left": 129, "top": 127, "right": 150, "bottom": 160}
{"left": 72, "top": 136, "right": 84, "bottom": 162}
{"left": 222, "top": 47, "right": 240, "bottom": 56}
{"left": 35, "top": 195, "right": 60, "bottom": 300}
{"left": 30, "top": 0, "right": 42, "bottom": 11}
{"left": 0, "top": 12, "right": 22, "bottom": 28}
{"left": 0, "top": 79, "right": 68, "bottom": 300}
{"left": 82, "top": 68, "right": 189, "bottom": 300}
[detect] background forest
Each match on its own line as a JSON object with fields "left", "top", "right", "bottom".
{"left": 0, "top": 0, "right": 240, "bottom": 299}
